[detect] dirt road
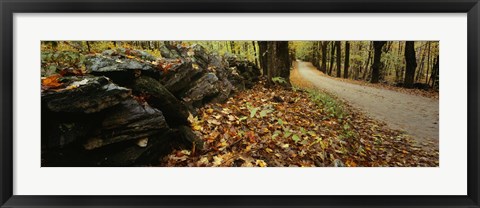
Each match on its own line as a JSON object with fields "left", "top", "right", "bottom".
{"left": 296, "top": 61, "right": 439, "bottom": 148}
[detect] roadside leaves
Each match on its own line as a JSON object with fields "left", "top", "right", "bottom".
{"left": 162, "top": 84, "right": 439, "bottom": 167}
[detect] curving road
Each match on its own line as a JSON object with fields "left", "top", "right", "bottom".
{"left": 296, "top": 61, "right": 439, "bottom": 148}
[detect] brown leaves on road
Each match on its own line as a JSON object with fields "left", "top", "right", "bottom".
{"left": 161, "top": 83, "right": 439, "bottom": 167}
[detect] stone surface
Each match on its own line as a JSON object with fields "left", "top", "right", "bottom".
{"left": 132, "top": 76, "right": 191, "bottom": 126}
{"left": 83, "top": 99, "right": 169, "bottom": 150}
{"left": 42, "top": 76, "right": 131, "bottom": 113}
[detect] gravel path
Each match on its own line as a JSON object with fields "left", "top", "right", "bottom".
{"left": 296, "top": 61, "right": 439, "bottom": 148}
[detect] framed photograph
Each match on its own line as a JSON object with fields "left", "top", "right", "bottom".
{"left": 1, "top": 0, "right": 479, "bottom": 207}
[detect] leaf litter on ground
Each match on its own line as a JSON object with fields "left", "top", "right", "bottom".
{"left": 161, "top": 81, "right": 439, "bottom": 167}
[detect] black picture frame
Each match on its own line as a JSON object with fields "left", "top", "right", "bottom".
{"left": 1, "top": 0, "right": 479, "bottom": 207}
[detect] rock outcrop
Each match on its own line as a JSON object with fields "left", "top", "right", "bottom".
{"left": 41, "top": 43, "right": 261, "bottom": 167}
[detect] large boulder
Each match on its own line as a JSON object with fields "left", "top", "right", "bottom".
{"left": 224, "top": 54, "right": 261, "bottom": 89}
{"left": 96, "top": 131, "right": 176, "bottom": 167}
{"left": 177, "top": 44, "right": 209, "bottom": 69}
{"left": 83, "top": 99, "right": 169, "bottom": 150}
{"left": 132, "top": 76, "right": 191, "bottom": 126}
{"left": 42, "top": 76, "right": 131, "bottom": 114}
{"left": 181, "top": 73, "right": 220, "bottom": 108}
{"left": 85, "top": 52, "right": 161, "bottom": 85}
{"left": 160, "top": 60, "right": 205, "bottom": 97}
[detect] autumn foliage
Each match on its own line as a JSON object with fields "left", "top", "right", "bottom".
{"left": 162, "top": 80, "right": 438, "bottom": 167}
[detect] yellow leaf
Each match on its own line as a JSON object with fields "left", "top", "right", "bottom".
{"left": 192, "top": 124, "right": 202, "bottom": 131}
{"left": 256, "top": 160, "right": 267, "bottom": 167}
{"left": 207, "top": 119, "right": 221, "bottom": 125}
{"left": 265, "top": 148, "right": 273, "bottom": 153}
{"left": 213, "top": 156, "right": 223, "bottom": 166}
{"left": 187, "top": 112, "right": 195, "bottom": 124}
{"left": 192, "top": 63, "right": 199, "bottom": 70}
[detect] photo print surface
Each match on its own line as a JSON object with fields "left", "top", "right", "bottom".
{"left": 41, "top": 41, "right": 439, "bottom": 167}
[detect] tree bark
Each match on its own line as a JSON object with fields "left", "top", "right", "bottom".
{"left": 252, "top": 41, "right": 259, "bottom": 67}
{"left": 344, "top": 41, "right": 350, "bottom": 79}
{"left": 328, "top": 42, "right": 335, "bottom": 76}
{"left": 430, "top": 55, "right": 439, "bottom": 88}
{"left": 363, "top": 42, "right": 373, "bottom": 80}
{"left": 425, "top": 42, "right": 431, "bottom": 84}
{"left": 336, "top": 41, "right": 342, "bottom": 78}
{"left": 320, "top": 41, "right": 328, "bottom": 73}
{"left": 395, "top": 41, "right": 403, "bottom": 83}
{"left": 265, "top": 41, "right": 291, "bottom": 87}
{"left": 371, "top": 41, "right": 387, "bottom": 83}
{"left": 86, "top": 41, "right": 91, "bottom": 52}
{"left": 258, "top": 41, "right": 268, "bottom": 76}
{"left": 404, "top": 41, "right": 417, "bottom": 88}
{"left": 230, "top": 41, "right": 236, "bottom": 54}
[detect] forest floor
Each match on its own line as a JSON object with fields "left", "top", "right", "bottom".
{"left": 295, "top": 61, "right": 439, "bottom": 150}
{"left": 160, "top": 63, "right": 439, "bottom": 167}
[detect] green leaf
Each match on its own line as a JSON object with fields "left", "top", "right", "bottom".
{"left": 259, "top": 109, "right": 273, "bottom": 118}
{"left": 238, "top": 116, "right": 248, "bottom": 122}
{"left": 283, "top": 130, "right": 292, "bottom": 138}
{"left": 277, "top": 119, "right": 284, "bottom": 125}
{"left": 292, "top": 134, "right": 301, "bottom": 143}
{"left": 259, "top": 110, "right": 268, "bottom": 117}
{"left": 300, "top": 127, "right": 307, "bottom": 134}
{"left": 271, "top": 77, "right": 287, "bottom": 84}
{"left": 250, "top": 107, "right": 259, "bottom": 118}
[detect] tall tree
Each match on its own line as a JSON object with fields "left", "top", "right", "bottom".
{"left": 425, "top": 42, "right": 432, "bottom": 83}
{"left": 344, "top": 41, "right": 350, "bottom": 79}
{"left": 395, "top": 41, "right": 404, "bottom": 83}
{"left": 404, "top": 41, "right": 417, "bottom": 88}
{"left": 320, "top": 41, "right": 328, "bottom": 73}
{"left": 371, "top": 41, "right": 386, "bottom": 83}
{"left": 328, "top": 42, "right": 335, "bottom": 76}
{"left": 252, "top": 41, "right": 259, "bottom": 67}
{"left": 265, "top": 41, "right": 291, "bottom": 87}
{"left": 230, "top": 41, "right": 236, "bottom": 54}
{"left": 258, "top": 41, "right": 268, "bottom": 76}
{"left": 363, "top": 42, "right": 373, "bottom": 80}
{"left": 336, "top": 41, "right": 342, "bottom": 77}
{"left": 430, "top": 55, "right": 439, "bottom": 88}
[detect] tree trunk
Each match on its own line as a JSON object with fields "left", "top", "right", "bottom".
{"left": 363, "top": 42, "right": 373, "bottom": 80}
{"left": 404, "top": 41, "right": 417, "bottom": 88}
{"left": 328, "top": 42, "right": 335, "bottom": 76}
{"left": 395, "top": 41, "right": 403, "bottom": 83}
{"left": 86, "top": 41, "right": 91, "bottom": 52}
{"left": 336, "top": 41, "right": 342, "bottom": 78}
{"left": 230, "top": 41, "right": 236, "bottom": 54}
{"left": 252, "top": 41, "right": 259, "bottom": 67}
{"left": 425, "top": 42, "right": 431, "bottom": 84}
{"left": 371, "top": 41, "right": 386, "bottom": 83}
{"left": 416, "top": 45, "right": 427, "bottom": 83}
{"left": 265, "top": 41, "right": 291, "bottom": 87}
{"left": 312, "top": 42, "right": 318, "bottom": 68}
{"left": 344, "top": 41, "right": 350, "bottom": 79}
{"left": 321, "top": 41, "right": 328, "bottom": 73}
{"left": 430, "top": 55, "right": 439, "bottom": 88}
{"left": 258, "top": 41, "right": 268, "bottom": 76}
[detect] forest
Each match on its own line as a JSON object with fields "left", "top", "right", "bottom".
{"left": 41, "top": 40, "right": 439, "bottom": 167}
